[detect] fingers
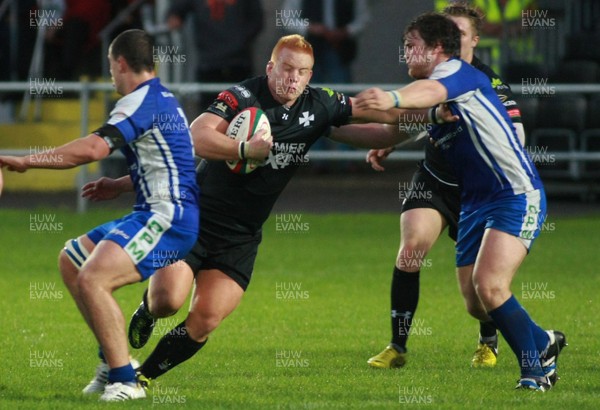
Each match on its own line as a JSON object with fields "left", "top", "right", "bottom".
{"left": 366, "top": 149, "right": 386, "bottom": 172}
{"left": 355, "top": 88, "right": 393, "bottom": 111}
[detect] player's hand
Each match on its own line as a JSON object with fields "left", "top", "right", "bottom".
{"left": 245, "top": 128, "right": 273, "bottom": 161}
{"left": 355, "top": 88, "right": 394, "bottom": 111}
{"left": 366, "top": 147, "right": 394, "bottom": 172}
{"left": 0, "top": 156, "right": 28, "bottom": 173}
{"left": 81, "top": 177, "right": 123, "bottom": 201}
{"left": 436, "top": 104, "right": 459, "bottom": 123}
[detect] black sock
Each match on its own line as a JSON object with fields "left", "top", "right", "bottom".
{"left": 139, "top": 321, "right": 206, "bottom": 379}
{"left": 141, "top": 289, "right": 154, "bottom": 319}
{"left": 479, "top": 320, "right": 498, "bottom": 343}
{"left": 390, "top": 267, "right": 420, "bottom": 352}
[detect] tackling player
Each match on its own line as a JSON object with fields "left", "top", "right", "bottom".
{"left": 365, "top": 2, "right": 528, "bottom": 370}
{"left": 0, "top": 29, "right": 200, "bottom": 401}
{"left": 356, "top": 12, "right": 565, "bottom": 391}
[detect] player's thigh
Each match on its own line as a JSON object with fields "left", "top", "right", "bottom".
{"left": 148, "top": 260, "right": 195, "bottom": 313}
{"left": 79, "top": 240, "right": 142, "bottom": 291}
{"left": 399, "top": 207, "right": 447, "bottom": 249}
{"left": 187, "top": 269, "right": 244, "bottom": 329}
{"left": 472, "top": 228, "right": 527, "bottom": 308}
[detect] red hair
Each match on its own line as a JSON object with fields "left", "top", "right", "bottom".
{"left": 270, "top": 35, "right": 314, "bottom": 62}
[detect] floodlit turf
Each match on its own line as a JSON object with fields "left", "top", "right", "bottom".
{"left": 1, "top": 208, "right": 599, "bottom": 409}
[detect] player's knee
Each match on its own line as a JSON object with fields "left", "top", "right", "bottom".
{"left": 76, "top": 269, "right": 96, "bottom": 296}
{"left": 397, "top": 241, "right": 430, "bottom": 270}
{"left": 185, "top": 311, "right": 222, "bottom": 341}
{"left": 473, "top": 280, "right": 504, "bottom": 309}
{"left": 148, "top": 290, "right": 183, "bottom": 318}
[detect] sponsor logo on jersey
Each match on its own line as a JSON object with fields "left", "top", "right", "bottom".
{"left": 214, "top": 102, "right": 228, "bottom": 113}
{"left": 264, "top": 142, "right": 309, "bottom": 169}
{"left": 217, "top": 91, "right": 238, "bottom": 110}
{"left": 321, "top": 87, "right": 335, "bottom": 97}
{"left": 233, "top": 85, "right": 251, "bottom": 98}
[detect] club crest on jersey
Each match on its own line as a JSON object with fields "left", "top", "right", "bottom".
{"left": 299, "top": 111, "right": 314, "bottom": 127}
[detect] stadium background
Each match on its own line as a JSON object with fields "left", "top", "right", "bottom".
{"left": 1, "top": 0, "right": 598, "bottom": 206}
{"left": 1, "top": 2, "right": 600, "bottom": 409}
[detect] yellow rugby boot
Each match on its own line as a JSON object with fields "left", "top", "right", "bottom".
{"left": 367, "top": 345, "right": 407, "bottom": 369}
{"left": 471, "top": 343, "right": 498, "bottom": 368}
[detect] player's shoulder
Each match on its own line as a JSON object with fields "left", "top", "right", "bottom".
{"left": 207, "top": 77, "right": 262, "bottom": 118}
{"left": 471, "top": 56, "right": 511, "bottom": 91}
{"left": 305, "top": 85, "right": 350, "bottom": 107}
{"left": 109, "top": 80, "right": 161, "bottom": 121}
{"left": 430, "top": 58, "right": 479, "bottom": 81}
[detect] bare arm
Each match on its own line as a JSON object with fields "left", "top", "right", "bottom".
{"left": 0, "top": 134, "right": 110, "bottom": 172}
{"left": 329, "top": 123, "right": 409, "bottom": 149}
{"left": 190, "top": 112, "right": 272, "bottom": 161}
{"left": 354, "top": 80, "right": 448, "bottom": 111}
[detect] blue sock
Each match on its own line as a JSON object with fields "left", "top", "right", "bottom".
{"left": 488, "top": 295, "right": 544, "bottom": 378}
{"left": 98, "top": 346, "right": 106, "bottom": 363}
{"left": 108, "top": 363, "right": 136, "bottom": 384}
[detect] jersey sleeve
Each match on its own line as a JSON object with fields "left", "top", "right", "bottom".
{"left": 430, "top": 59, "right": 478, "bottom": 102}
{"left": 92, "top": 87, "right": 154, "bottom": 153}
{"left": 315, "top": 87, "right": 353, "bottom": 127}
{"left": 93, "top": 124, "right": 126, "bottom": 153}
{"left": 205, "top": 84, "right": 257, "bottom": 122}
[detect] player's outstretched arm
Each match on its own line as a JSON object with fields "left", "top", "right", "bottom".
{"left": 190, "top": 112, "right": 272, "bottom": 161}
{"left": 82, "top": 176, "right": 133, "bottom": 201}
{"left": 355, "top": 80, "right": 448, "bottom": 111}
{"left": 0, "top": 135, "right": 110, "bottom": 172}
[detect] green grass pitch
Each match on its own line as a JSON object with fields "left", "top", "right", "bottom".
{"left": 1, "top": 208, "right": 599, "bottom": 409}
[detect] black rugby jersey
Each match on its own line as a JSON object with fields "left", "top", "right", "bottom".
{"left": 423, "top": 56, "right": 522, "bottom": 185}
{"left": 199, "top": 76, "right": 352, "bottom": 234}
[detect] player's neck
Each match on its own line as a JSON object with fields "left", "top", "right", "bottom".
{"left": 123, "top": 71, "right": 155, "bottom": 95}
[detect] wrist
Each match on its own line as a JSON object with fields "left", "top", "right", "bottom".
{"left": 387, "top": 91, "right": 402, "bottom": 108}
{"left": 428, "top": 105, "right": 444, "bottom": 125}
{"left": 238, "top": 141, "right": 249, "bottom": 160}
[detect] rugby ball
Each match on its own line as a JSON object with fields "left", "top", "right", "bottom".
{"left": 225, "top": 107, "right": 271, "bottom": 174}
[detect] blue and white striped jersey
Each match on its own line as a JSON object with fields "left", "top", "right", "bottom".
{"left": 96, "top": 78, "right": 199, "bottom": 227}
{"left": 428, "top": 58, "right": 543, "bottom": 211}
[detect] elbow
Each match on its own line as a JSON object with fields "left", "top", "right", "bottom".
{"left": 84, "top": 138, "right": 110, "bottom": 163}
